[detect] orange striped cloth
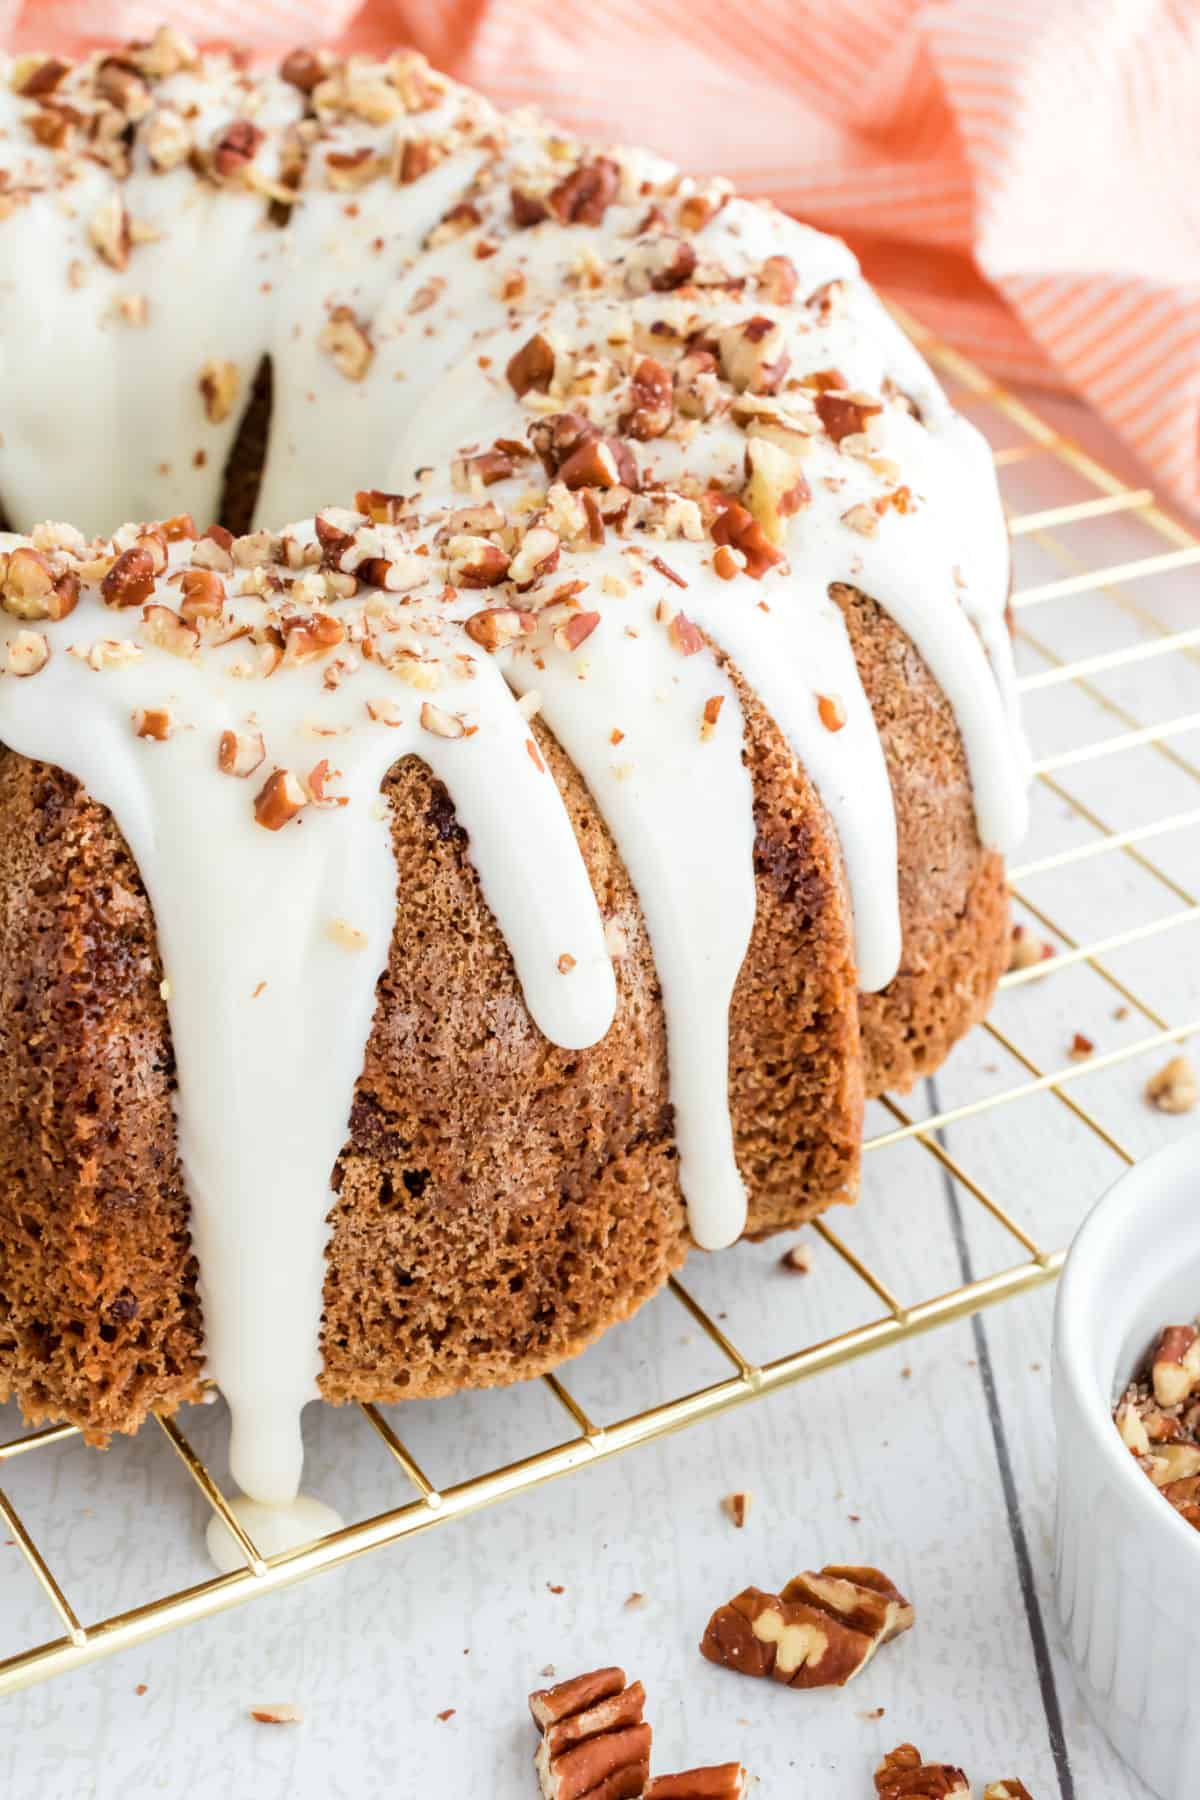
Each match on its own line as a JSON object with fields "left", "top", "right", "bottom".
{"left": 6, "top": 0, "right": 1199, "bottom": 512}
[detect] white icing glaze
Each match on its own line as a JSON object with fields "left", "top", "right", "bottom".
{"left": 0, "top": 38, "right": 1030, "bottom": 1513}
{"left": 206, "top": 1493, "right": 345, "bottom": 1574}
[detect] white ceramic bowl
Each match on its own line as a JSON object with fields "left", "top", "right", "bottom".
{"left": 1054, "top": 1133, "right": 1200, "bottom": 1800}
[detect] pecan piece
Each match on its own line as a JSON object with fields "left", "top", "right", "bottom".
{"left": 212, "top": 118, "right": 262, "bottom": 180}
{"left": 816, "top": 388, "right": 883, "bottom": 444}
{"left": 547, "top": 156, "right": 620, "bottom": 226}
{"left": 645, "top": 1767, "right": 747, "bottom": 1799}
{"left": 700, "top": 1565, "right": 913, "bottom": 1690}
{"left": 101, "top": 546, "right": 157, "bottom": 609}
{"left": 718, "top": 316, "right": 790, "bottom": 395}
{"left": 1153, "top": 1324, "right": 1200, "bottom": 1408}
{"left": 619, "top": 356, "right": 674, "bottom": 440}
{"left": 254, "top": 769, "right": 307, "bottom": 830}
{"left": 199, "top": 358, "right": 240, "bottom": 425}
{"left": 507, "top": 331, "right": 557, "bottom": 398}
{"left": 5, "top": 630, "right": 50, "bottom": 676}
{"left": 2, "top": 547, "right": 78, "bottom": 621}
{"left": 710, "top": 498, "right": 782, "bottom": 580}
{"left": 133, "top": 706, "right": 173, "bottom": 742}
{"left": 1145, "top": 1054, "right": 1197, "bottom": 1114}
{"left": 875, "top": 1744, "right": 969, "bottom": 1797}
{"left": 623, "top": 234, "right": 697, "bottom": 294}
{"left": 758, "top": 254, "right": 798, "bottom": 304}
{"left": 528, "top": 1667, "right": 651, "bottom": 1800}
{"left": 218, "top": 729, "right": 266, "bottom": 779}
{"left": 318, "top": 306, "right": 374, "bottom": 382}
{"left": 983, "top": 1785, "right": 1035, "bottom": 1800}
{"left": 464, "top": 606, "right": 535, "bottom": 651}
{"left": 742, "top": 436, "right": 810, "bottom": 547}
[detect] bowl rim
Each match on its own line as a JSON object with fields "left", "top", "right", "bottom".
{"left": 1054, "top": 1131, "right": 1200, "bottom": 1558}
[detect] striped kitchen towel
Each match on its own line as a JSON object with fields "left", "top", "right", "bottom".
{"left": 5, "top": 0, "right": 1198, "bottom": 511}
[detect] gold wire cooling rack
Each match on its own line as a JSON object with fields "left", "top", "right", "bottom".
{"left": 2, "top": 310, "right": 1199, "bottom": 1696}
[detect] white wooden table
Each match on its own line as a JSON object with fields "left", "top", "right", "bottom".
{"left": 2, "top": 391, "right": 1197, "bottom": 1799}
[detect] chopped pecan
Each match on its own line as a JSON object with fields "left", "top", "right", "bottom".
{"left": 178, "top": 567, "right": 226, "bottom": 622}
{"left": 2, "top": 547, "right": 79, "bottom": 621}
{"left": 447, "top": 535, "right": 510, "bottom": 588}
{"left": 548, "top": 156, "right": 620, "bottom": 226}
{"left": 721, "top": 1492, "right": 751, "bottom": 1528}
{"left": 1153, "top": 1324, "right": 1200, "bottom": 1408}
{"left": 89, "top": 192, "right": 130, "bottom": 269}
{"left": 528, "top": 1667, "right": 651, "bottom": 1800}
{"left": 1008, "top": 924, "right": 1055, "bottom": 973}
{"left": 254, "top": 769, "right": 307, "bottom": 831}
{"left": 758, "top": 254, "right": 798, "bottom": 304}
{"left": 507, "top": 331, "right": 557, "bottom": 397}
{"left": 199, "top": 358, "right": 240, "bottom": 425}
{"left": 398, "top": 136, "right": 446, "bottom": 184}
{"left": 1145, "top": 1054, "right": 1197, "bottom": 1115}
{"left": 644, "top": 1767, "right": 747, "bottom": 1799}
{"left": 279, "top": 47, "right": 329, "bottom": 93}
{"left": 17, "top": 57, "right": 69, "bottom": 97}
{"left": 983, "top": 1785, "right": 1035, "bottom": 1800}
{"left": 508, "top": 527, "right": 561, "bottom": 589}
{"left": 420, "top": 701, "right": 469, "bottom": 740}
{"left": 700, "top": 1565, "right": 914, "bottom": 1690}
{"left": 623, "top": 234, "right": 697, "bottom": 294}
{"left": 675, "top": 349, "right": 722, "bottom": 421}
{"left": 742, "top": 436, "right": 810, "bottom": 547}
{"left": 560, "top": 433, "right": 637, "bottom": 491}
{"left": 5, "top": 630, "right": 50, "bottom": 676}
{"left": 718, "top": 316, "right": 790, "bottom": 395}
{"left": 318, "top": 306, "right": 374, "bottom": 382}
{"left": 212, "top": 118, "right": 262, "bottom": 179}
{"left": 133, "top": 706, "right": 174, "bottom": 742}
{"left": 875, "top": 1745, "right": 969, "bottom": 1798}
{"left": 101, "top": 546, "right": 157, "bottom": 609}
{"left": 816, "top": 389, "right": 883, "bottom": 443}
{"left": 555, "top": 611, "right": 601, "bottom": 653}
{"left": 464, "top": 605, "right": 536, "bottom": 650}
{"left": 218, "top": 729, "right": 266, "bottom": 779}
{"left": 619, "top": 356, "right": 674, "bottom": 440}
{"left": 142, "top": 604, "right": 199, "bottom": 658}
{"left": 710, "top": 497, "right": 782, "bottom": 580}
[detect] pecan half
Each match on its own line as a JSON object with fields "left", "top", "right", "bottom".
{"left": 701, "top": 1565, "right": 914, "bottom": 1690}
{"left": 528, "top": 1667, "right": 651, "bottom": 1800}
{"left": 645, "top": 1767, "right": 747, "bottom": 1799}
{"left": 875, "top": 1745, "right": 969, "bottom": 1798}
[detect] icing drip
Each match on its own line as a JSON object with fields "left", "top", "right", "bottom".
{"left": 0, "top": 521, "right": 617, "bottom": 1503}
{"left": 206, "top": 1494, "right": 345, "bottom": 1575}
{"left": 0, "top": 38, "right": 1031, "bottom": 1517}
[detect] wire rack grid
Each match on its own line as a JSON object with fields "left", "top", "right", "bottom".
{"left": 2, "top": 314, "right": 1198, "bottom": 1696}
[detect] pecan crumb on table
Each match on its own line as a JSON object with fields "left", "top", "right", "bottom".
{"left": 1114, "top": 1318, "right": 1200, "bottom": 1529}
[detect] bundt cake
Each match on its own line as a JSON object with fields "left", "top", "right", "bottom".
{"left": 0, "top": 29, "right": 1028, "bottom": 1514}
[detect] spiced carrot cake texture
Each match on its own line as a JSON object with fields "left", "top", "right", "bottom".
{"left": 0, "top": 28, "right": 1027, "bottom": 1536}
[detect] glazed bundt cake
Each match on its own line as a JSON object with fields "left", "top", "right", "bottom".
{"left": 0, "top": 30, "right": 1028, "bottom": 1511}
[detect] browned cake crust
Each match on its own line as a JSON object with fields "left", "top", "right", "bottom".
{"left": 0, "top": 587, "right": 1008, "bottom": 1438}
